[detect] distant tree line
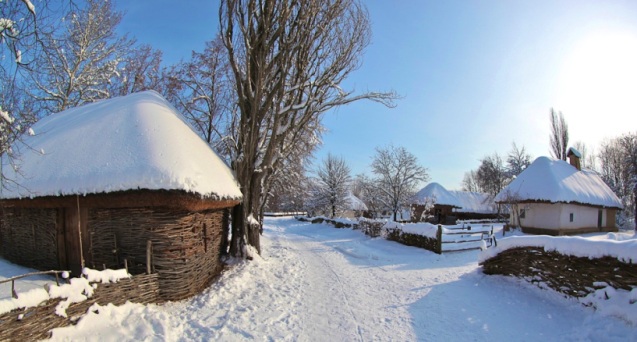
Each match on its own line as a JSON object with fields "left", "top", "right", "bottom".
{"left": 272, "top": 145, "right": 428, "bottom": 222}
{"left": 461, "top": 142, "right": 532, "bottom": 198}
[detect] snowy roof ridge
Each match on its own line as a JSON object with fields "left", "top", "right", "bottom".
{"left": 495, "top": 156, "right": 622, "bottom": 209}
{"left": 414, "top": 182, "right": 462, "bottom": 208}
{"left": 1, "top": 90, "right": 242, "bottom": 200}
{"left": 346, "top": 192, "right": 368, "bottom": 211}
{"left": 449, "top": 190, "right": 497, "bottom": 213}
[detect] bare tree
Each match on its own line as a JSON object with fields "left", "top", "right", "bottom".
{"left": 1, "top": 0, "right": 67, "bottom": 186}
{"left": 461, "top": 170, "right": 480, "bottom": 192}
{"left": 598, "top": 133, "right": 637, "bottom": 230}
{"left": 371, "top": 145, "right": 429, "bottom": 221}
{"left": 311, "top": 154, "right": 351, "bottom": 218}
{"left": 164, "top": 37, "right": 231, "bottom": 145}
{"left": 476, "top": 153, "right": 507, "bottom": 197}
{"left": 620, "top": 134, "right": 637, "bottom": 231}
{"left": 572, "top": 141, "right": 596, "bottom": 170}
{"left": 219, "top": 0, "right": 398, "bottom": 256}
{"left": 27, "top": 0, "right": 133, "bottom": 114}
{"left": 1, "top": 0, "right": 42, "bottom": 71}
{"left": 506, "top": 142, "right": 531, "bottom": 177}
{"left": 549, "top": 108, "right": 569, "bottom": 161}
{"left": 264, "top": 158, "right": 309, "bottom": 213}
{"left": 353, "top": 173, "right": 384, "bottom": 218}
{"left": 114, "top": 44, "right": 164, "bottom": 96}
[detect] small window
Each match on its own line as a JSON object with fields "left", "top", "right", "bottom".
{"left": 569, "top": 213, "right": 574, "bottom": 222}
{"left": 519, "top": 208, "right": 526, "bottom": 219}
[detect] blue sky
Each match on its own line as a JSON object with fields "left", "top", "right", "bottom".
{"left": 117, "top": 0, "right": 637, "bottom": 190}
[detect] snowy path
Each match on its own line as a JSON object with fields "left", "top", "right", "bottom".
{"left": 49, "top": 217, "right": 636, "bottom": 341}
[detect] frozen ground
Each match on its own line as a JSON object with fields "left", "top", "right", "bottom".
{"left": 2, "top": 217, "right": 636, "bottom": 341}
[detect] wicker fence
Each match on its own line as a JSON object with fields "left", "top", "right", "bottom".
{"left": 480, "top": 247, "right": 637, "bottom": 297}
{"left": 385, "top": 229, "right": 440, "bottom": 253}
{"left": 0, "top": 273, "right": 159, "bottom": 341}
{"left": 299, "top": 217, "right": 495, "bottom": 254}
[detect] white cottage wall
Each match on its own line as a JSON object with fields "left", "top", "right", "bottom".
{"left": 520, "top": 203, "right": 561, "bottom": 229}
{"left": 520, "top": 202, "right": 608, "bottom": 232}
{"left": 557, "top": 203, "right": 604, "bottom": 230}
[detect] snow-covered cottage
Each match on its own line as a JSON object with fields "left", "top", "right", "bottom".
{"left": 495, "top": 150, "right": 622, "bottom": 235}
{"left": 412, "top": 183, "right": 502, "bottom": 223}
{"left": 0, "top": 91, "right": 242, "bottom": 301}
{"left": 412, "top": 183, "right": 462, "bottom": 224}
{"left": 449, "top": 190, "right": 503, "bottom": 220}
{"left": 342, "top": 192, "right": 368, "bottom": 218}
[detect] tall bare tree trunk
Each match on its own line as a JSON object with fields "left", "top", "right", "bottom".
{"left": 220, "top": 0, "right": 397, "bottom": 257}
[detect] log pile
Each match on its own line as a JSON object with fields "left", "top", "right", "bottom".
{"left": 480, "top": 247, "right": 637, "bottom": 297}
{"left": 0, "top": 273, "right": 159, "bottom": 341}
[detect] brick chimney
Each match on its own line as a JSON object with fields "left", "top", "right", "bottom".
{"left": 567, "top": 147, "right": 581, "bottom": 170}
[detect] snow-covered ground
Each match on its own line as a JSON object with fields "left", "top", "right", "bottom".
{"left": 2, "top": 217, "right": 636, "bottom": 341}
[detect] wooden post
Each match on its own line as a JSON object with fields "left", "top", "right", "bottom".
{"left": 11, "top": 280, "right": 17, "bottom": 299}
{"left": 436, "top": 225, "right": 443, "bottom": 254}
{"left": 146, "top": 240, "right": 152, "bottom": 275}
{"left": 76, "top": 195, "right": 84, "bottom": 269}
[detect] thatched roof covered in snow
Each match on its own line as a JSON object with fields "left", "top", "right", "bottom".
{"left": 346, "top": 193, "right": 368, "bottom": 211}
{"left": 414, "top": 183, "right": 462, "bottom": 208}
{"left": 1, "top": 91, "right": 242, "bottom": 203}
{"left": 495, "top": 156, "right": 622, "bottom": 209}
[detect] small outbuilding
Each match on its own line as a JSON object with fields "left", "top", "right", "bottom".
{"left": 412, "top": 183, "right": 462, "bottom": 224}
{"left": 495, "top": 149, "right": 622, "bottom": 235}
{"left": 342, "top": 192, "right": 368, "bottom": 218}
{"left": 0, "top": 91, "right": 242, "bottom": 301}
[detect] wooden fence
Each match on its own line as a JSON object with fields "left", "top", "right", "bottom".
{"left": 385, "top": 224, "right": 495, "bottom": 254}
{"left": 440, "top": 224, "right": 496, "bottom": 253}
{"left": 302, "top": 216, "right": 496, "bottom": 254}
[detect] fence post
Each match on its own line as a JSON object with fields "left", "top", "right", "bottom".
{"left": 11, "top": 280, "right": 18, "bottom": 299}
{"left": 146, "top": 240, "right": 153, "bottom": 275}
{"left": 436, "top": 225, "right": 443, "bottom": 254}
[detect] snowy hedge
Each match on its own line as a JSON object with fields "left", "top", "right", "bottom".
{"left": 357, "top": 218, "right": 386, "bottom": 237}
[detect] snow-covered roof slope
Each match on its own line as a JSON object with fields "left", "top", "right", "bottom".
{"left": 345, "top": 193, "right": 368, "bottom": 211}
{"left": 414, "top": 183, "right": 462, "bottom": 208}
{"left": 1, "top": 91, "right": 242, "bottom": 200}
{"left": 450, "top": 191, "right": 497, "bottom": 214}
{"left": 495, "top": 156, "right": 622, "bottom": 209}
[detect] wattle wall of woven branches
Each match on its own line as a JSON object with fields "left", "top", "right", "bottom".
{"left": 0, "top": 273, "right": 159, "bottom": 341}
{"left": 480, "top": 247, "right": 637, "bottom": 297}
{"left": 1, "top": 206, "right": 230, "bottom": 302}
